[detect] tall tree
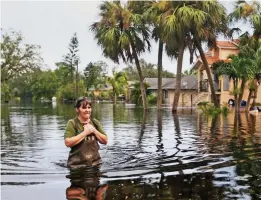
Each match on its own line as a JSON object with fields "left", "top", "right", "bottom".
{"left": 216, "top": 54, "right": 255, "bottom": 113}
{"left": 154, "top": 1, "right": 211, "bottom": 112}
{"left": 30, "top": 70, "right": 57, "bottom": 100}
{"left": 63, "top": 33, "right": 80, "bottom": 98}
{"left": 90, "top": 1, "right": 151, "bottom": 110}
{"left": 229, "top": 1, "right": 261, "bottom": 108}
{"left": 190, "top": 1, "right": 228, "bottom": 108}
{"left": 55, "top": 62, "right": 72, "bottom": 87}
{"left": 1, "top": 30, "right": 42, "bottom": 83}
{"left": 144, "top": 1, "right": 165, "bottom": 110}
{"left": 83, "top": 61, "right": 107, "bottom": 91}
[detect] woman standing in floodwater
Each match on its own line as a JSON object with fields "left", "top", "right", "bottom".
{"left": 64, "top": 97, "right": 108, "bottom": 168}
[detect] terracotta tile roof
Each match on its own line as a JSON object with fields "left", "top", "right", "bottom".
{"left": 216, "top": 40, "right": 239, "bottom": 48}
{"left": 192, "top": 40, "right": 239, "bottom": 68}
{"left": 195, "top": 56, "right": 232, "bottom": 66}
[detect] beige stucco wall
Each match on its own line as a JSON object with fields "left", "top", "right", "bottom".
{"left": 166, "top": 90, "right": 207, "bottom": 107}
{"left": 257, "top": 85, "right": 261, "bottom": 104}
{"left": 219, "top": 48, "right": 239, "bottom": 59}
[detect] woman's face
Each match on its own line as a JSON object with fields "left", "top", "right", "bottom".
{"left": 77, "top": 103, "right": 92, "bottom": 120}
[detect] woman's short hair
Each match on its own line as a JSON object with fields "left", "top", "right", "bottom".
{"left": 74, "top": 97, "right": 92, "bottom": 108}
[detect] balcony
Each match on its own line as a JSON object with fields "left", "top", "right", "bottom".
{"left": 200, "top": 79, "right": 222, "bottom": 92}
{"left": 199, "top": 80, "right": 208, "bottom": 92}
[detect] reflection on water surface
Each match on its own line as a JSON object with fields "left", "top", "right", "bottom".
{"left": 1, "top": 102, "right": 261, "bottom": 199}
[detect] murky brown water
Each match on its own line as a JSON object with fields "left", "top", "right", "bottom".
{"left": 1, "top": 101, "right": 261, "bottom": 200}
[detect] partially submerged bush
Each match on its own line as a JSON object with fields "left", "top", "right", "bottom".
{"left": 198, "top": 102, "right": 229, "bottom": 116}
{"left": 147, "top": 94, "right": 157, "bottom": 105}
{"left": 197, "top": 101, "right": 209, "bottom": 106}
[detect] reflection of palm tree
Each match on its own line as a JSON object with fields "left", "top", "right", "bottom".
{"left": 172, "top": 113, "right": 183, "bottom": 175}
{"left": 229, "top": 113, "right": 261, "bottom": 199}
{"left": 157, "top": 110, "right": 165, "bottom": 197}
{"left": 156, "top": 110, "right": 163, "bottom": 153}
{"left": 249, "top": 113, "right": 257, "bottom": 134}
{"left": 210, "top": 116, "right": 218, "bottom": 134}
{"left": 138, "top": 111, "right": 147, "bottom": 145}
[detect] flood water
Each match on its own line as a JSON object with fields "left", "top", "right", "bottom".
{"left": 1, "top": 101, "right": 261, "bottom": 200}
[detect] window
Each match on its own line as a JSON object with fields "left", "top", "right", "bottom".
{"left": 223, "top": 75, "right": 229, "bottom": 91}
{"left": 164, "top": 90, "right": 168, "bottom": 99}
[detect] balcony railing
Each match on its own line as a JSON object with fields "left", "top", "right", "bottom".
{"left": 200, "top": 79, "right": 221, "bottom": 92}
{"left": 199, "top": 80, "right": 208, "bottom": 92}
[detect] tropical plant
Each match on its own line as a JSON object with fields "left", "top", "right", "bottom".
{"left": 215, "top": 53, "right": 256, "bottom": 112}
{"left": 143, "top": 1, "right": 165, "bottom": 110}
{"left": 146, "top": 1, "right": 224, "bottom": 112}
{"left": 229, "top": 0, "right": 261, "bottom": 43}
{"left": 190, "top": 1, "right": 228, "bottom": 108}
{"left": 90, "top": 1, "right": 151, "bottom": 110}
{"left": 229, "top": 1, "right": 261, "bottom": 109}
{"left": 130, "top": 81, "right": 150, "bottom": 106}
{"left": 107, "top": 70, "right": 128, "bottom": 104}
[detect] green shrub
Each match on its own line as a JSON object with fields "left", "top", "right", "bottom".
{"left": 198, "top": 103, "right": 230, "bottom": 116}
{"left": 1, "top": 83, "right": 11, "bottom": 102}
{"left": 147, "top": 94, "right": 157, "bottom": 105}
{"left": 197, "top": 101, "right": 209, "bottom": 106}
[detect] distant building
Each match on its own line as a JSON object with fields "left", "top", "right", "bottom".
{"left": 144, "top": 75, "right": 199, "bottom": 107}
{"left": 192, "top": 40, "right": 261, "bottom": 105}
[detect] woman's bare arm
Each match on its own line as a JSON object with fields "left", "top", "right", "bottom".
{"left": 64, "top": 125, "right": 93, "bottom": 147}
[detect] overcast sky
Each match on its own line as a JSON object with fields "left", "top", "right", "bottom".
{"left": 1, "top": 0, "right": 250, "bottom": 76}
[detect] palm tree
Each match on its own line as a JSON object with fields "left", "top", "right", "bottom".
{"left": 191, "top": 1, "right": 229, "bottom": 108}
{"left": 229, "top": 1, "right": 261, "bottom": 109}
{"left": 154, "top": 1, "right": 211, "bottom": 112}
{"left": 230, "top": 1, "right": 261, "bottom": 40}
{"left": 90, "top": 2, "right": 151, "bottom": 110}
{"left": 144, "top": 1, "right": 165, "bottom": 110}
{"left": 107, "top": 70, "right": 128, "bottom": 105}
{"left": 247, "top": 46, "right": 261, "bottom": 109}
{"left": 130, "top": 81, "right": 150, "bottom": 106}
{"left": 216, "top": 54, "right": 255, "bottom": 113}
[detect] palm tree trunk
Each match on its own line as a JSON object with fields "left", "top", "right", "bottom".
{"left": 252, "top": 89, "right": 257, "bottom": 107}
{"left": 157, "top": 40, "right": 164, "bottom": 110}
{"left": 234, "top": 79, "right": 239, "bottom": 113}
{"left": 246, "top": 90, "right": 252, "bottom": 112}
{"left": 127, "top": 32, "right": 147, "bottom": 110}
{"left": 172, "top": 40, "right": 185, "bottom": 112}
{"left": 237, "top": 78, "right": 246, "bottom": 112}
{"left": 114, "top": 92, "right": 117, "bottom": 105}
{"left": 195, "top": 38, "right": 219, "bottom": 107}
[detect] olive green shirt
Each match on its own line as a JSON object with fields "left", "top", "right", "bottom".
{"left": 64, "top": 117, "right": 106, "bottom": 139}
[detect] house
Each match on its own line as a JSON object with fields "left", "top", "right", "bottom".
{"left": 144, "top": 75, "right": 200, "bottom": 107}
{"left": 88, "top": 84, "right": 112, "bottom": 100}
{"left": 192, "top": 40, "right": 261, "bottom": 105}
